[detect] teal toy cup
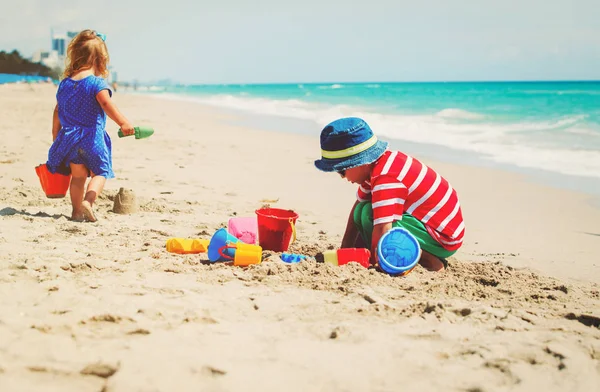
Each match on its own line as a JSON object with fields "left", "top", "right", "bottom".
{"left": 208, "top": 228, "right": 241, "bottom": 262}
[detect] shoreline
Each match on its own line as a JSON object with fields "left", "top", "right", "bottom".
{"left": 142, "top": 90, "right": 600, "bottom": 199}
{"left": 226, "top": 108, "right": 600, "bottom": 200}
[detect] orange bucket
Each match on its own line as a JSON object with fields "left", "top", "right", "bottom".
{"left": 35, "top": 164, "right": 71, "bottom": 199}
{"left": 255, "top": 208, "right": 298, "bottom": 252}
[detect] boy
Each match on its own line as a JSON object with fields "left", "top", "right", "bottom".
{"left": 314, "top": 117, "right": 465, "bottom": 271}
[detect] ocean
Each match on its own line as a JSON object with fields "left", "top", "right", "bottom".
{"left": 4, "top": 74, "right": 599, "bottom": 188}
{"left": 0, "top": 73, "right": 54, "bottom": 84}
{"left": 146, "top": 81, "right": 600, "bottom": 183}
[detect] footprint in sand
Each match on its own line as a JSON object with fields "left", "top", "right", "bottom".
{"left": 201, "top": 366, "right": 227, "bottom": 377}
{"left": 80, "top": 362, "right": 119, "bottom": 378}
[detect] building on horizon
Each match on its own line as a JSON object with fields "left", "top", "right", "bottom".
{"left": 108, "top": 68, "right": 118, "bottom": 84}
{"left": 31, "top": 29, "right": 118, "bottom": 81}
{"left": 31, "top": 29, "right": 78, "bottom": 72}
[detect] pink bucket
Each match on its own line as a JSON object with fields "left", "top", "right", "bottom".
{"left": 228, "top": 217, "right": 258, "bottom": 244}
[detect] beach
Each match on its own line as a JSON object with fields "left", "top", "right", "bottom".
{"left": 0, "top": 83, "right": 599, "bottom": 391}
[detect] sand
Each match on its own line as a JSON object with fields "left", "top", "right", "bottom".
{"left": 0, "top": 83, "right": 598, "bottom": 392}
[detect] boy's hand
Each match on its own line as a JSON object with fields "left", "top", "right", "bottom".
{"left": 371, "top": 221, "right": 393, "bottom": 267}
{"left": 120, "top": 122, "right": 135, "bottom": 136}
{"left": 370, "top": 251, "right": 379, "bottom": 268}
{"left": 371, "top": 245, "right": 384, "bottom": 269}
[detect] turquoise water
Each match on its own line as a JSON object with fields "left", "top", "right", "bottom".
{"left": 4, "top": 74, "right": 598, "bottom": 178}
{"left": 147, "top": 81, "right": 600, "bottom": 180}
{"left": 0, "top": 73, "right": 55, "bottom": 84}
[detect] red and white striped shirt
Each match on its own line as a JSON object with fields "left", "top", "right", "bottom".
{"left": 357, "top": 150, "right": 465, "bottom": 251}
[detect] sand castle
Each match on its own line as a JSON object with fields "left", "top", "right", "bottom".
{"left": 112, "top": 187, "right": 138, "bottom": 214}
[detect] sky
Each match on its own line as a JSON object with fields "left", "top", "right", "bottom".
{"left": 1, "top": 0, "right": 599, "bottom": 84}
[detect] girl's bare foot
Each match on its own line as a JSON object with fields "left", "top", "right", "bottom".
{"left": 81, "top": 200, "right": 97, "bottom": 222}
{"left": 70, "top": 207, "right": 84, "bottom": 222}
{"left": 71, "top": 214, "right": 85, "bottom": 222}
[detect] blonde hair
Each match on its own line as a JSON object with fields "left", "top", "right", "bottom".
{"left": 63, "top": 30, "right": 109, "bottom": 79}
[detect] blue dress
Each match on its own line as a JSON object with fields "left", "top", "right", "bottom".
{"left": 47, "top": 75, "right": 114, "bottom": 178}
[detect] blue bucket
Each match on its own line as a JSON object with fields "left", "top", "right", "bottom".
{"left": 377, "top": 228, "right": 421, "bottom": 276}
{"left": 208, "top": 228, "right": 240, "bottom": 262}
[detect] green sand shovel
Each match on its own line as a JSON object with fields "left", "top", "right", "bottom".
{"left": 118, "top": 126, "right": 154, "bottom": 139}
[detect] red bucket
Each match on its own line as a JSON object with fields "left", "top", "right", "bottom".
{"left": 255, "top": 208, "right": 299, "bottom": 252}
{"left": 35, "top": 164, "right": 71, "bottom": 199}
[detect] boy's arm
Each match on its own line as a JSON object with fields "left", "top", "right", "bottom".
{"left": 369, "top": 174, "right": 407, "bottom": 265}
{"left": 341, "top": 200, "right": 360, "bottom": 248}
{"left": 96, "top": 90, "right": 135, "bottom": 135}
{"left": 52, "top": 104, "right": 61, "bottom": 141}
{"left": 371, "top": 222, "right": 393, "bottom": 265}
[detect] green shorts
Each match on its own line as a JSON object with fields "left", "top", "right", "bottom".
{"left": 353, "top": 201, "right": 456, "bottom": 261}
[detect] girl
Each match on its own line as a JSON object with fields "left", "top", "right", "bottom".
{"left": 47, "top": 30, "right": 135, "bottom": 222}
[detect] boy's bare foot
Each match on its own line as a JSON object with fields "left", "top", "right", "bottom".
{"left": 81, "top": 200, "right": 97, "bottom": 222}
{"left": 419, "top": 251, "right": 445, "bottom": 272}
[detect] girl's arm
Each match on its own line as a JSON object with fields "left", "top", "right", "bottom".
{"left": 52, "top": 104, "right": 61, "bottom": 141}
{"left": 96, "top": 90, "right": 135, "bottom": 135}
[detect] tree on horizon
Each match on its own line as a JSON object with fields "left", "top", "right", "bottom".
{"left": 0, "top": 50, "right": 60, "bottom": 79}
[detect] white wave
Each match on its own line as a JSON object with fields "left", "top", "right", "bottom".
{"left": 566, "top": 125, "right": 600, "bottom": 137}
{"left": 480, "top": 114, "right": 588, "bottom": 134}
{"left": 557, "top": 90, "right": 600, "bottom": 96}
{"left": 149, "top": 93, "right": 600, "bottom": 179}
{"left": 523, "top": 89, "right": 600, "bottom": 96}
{"left": 545, "top": 114, "right": 588, "bottom": 128}
{"left": 317, "top": 84, "right": 344, "bottom": 89}
{"left": 131, "top": 86, "right": 166, "bottom": 92}
{"left": 362, "top": 114, "right": 600, "bottom": 179}
{"left": 435, "top": 108, "right": 485, "bottom": 120}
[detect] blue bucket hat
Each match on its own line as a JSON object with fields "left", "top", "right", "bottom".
{"left": 314, "top": 117, "right": 388, "bottom": 172}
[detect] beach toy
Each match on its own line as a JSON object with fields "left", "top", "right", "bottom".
{"left": 280, "top": 253, "right": 307, "bottom": 264}
{"left": 228, "top": 217, "right": 258, "bottom": 244}
{"left": 208, "top": 228, "right": 242, "bottom": 262}
{"left": 35, "top": 164, "right": 71, "bottom": 198}
{"left": 112, "top": 188, "right": 138, "bottom": 214}
{"left": 218, "top": 242, "right": 263, "bottom": 267}
{"left": 323, "top": 248, "right": 371, "bottom": 268}
{"left": 255, "top": 208, "right": 298, "bottom": 252}
{"left": 118, "top": 126, "right": 154, "bottom": 139}
{"left": 377, "top": 227, "right": 421, "bottom": 276}
{"left": 166, "top": 238, "right": 209, "bottom": 254}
